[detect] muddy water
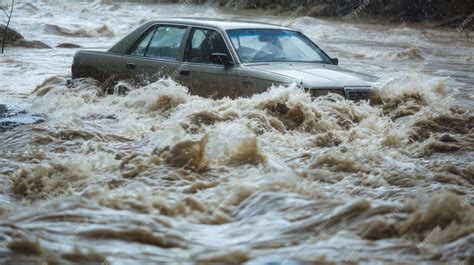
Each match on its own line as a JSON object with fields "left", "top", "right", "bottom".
{"left": 0, "top": 1, "right": 473, "bottom": 264}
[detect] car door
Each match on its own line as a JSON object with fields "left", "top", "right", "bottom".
{"left": 176, "top": 27, "right": 236, "bottom": 99}
{"left": 121, "top": 24, "right": 187, "bottom": 85}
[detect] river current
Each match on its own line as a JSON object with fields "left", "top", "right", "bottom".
{"left": 0, "top": 1, "right": 473, "bottom": 264}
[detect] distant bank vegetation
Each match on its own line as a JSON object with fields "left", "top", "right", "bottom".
{"left": 126, "top": 0, "right": 474, "bottom": 27}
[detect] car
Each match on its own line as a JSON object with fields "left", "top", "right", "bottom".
{"left": 72, "top": 18, "right": 378, "bottom": 100}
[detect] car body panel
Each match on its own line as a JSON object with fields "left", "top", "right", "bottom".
{"left": 73, "top": 50, "right": 122, "bottom": 83}
{"left": 235, "top": 66, "right": 292, "bottom": 97}
{"left": 121, "top": 55, "right": 182, "bottom": 84}
{"left": 177, "top": 62, "right": 237, "bottom": 98}
{"left": 244, "top": 63, "right": 377, "bottom": 88}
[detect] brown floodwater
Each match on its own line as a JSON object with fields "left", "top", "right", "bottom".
{"left": 0, "top": 1, "right": 473, "bottom": 264}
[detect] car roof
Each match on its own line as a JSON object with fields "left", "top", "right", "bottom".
{"left": 149, "top": 17, "right": 294, "bottom": 31}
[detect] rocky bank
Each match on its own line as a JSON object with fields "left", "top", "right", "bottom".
{"left": 1, "top": 25, "right": 51, "bottom": 49}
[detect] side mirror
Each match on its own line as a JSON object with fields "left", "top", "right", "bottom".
{"left": 331, "top": 57, "right": 339, "bottom": 65}
{"left": 211, "top": 53, "right": 234, "bottom": 67}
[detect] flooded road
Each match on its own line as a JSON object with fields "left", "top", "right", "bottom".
{"left": 0, "top": 0, "right": 473, "bottom": 264}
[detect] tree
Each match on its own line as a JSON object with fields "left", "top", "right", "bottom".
{"left": 1, "top": 0, "right": 15, "bottom": 54}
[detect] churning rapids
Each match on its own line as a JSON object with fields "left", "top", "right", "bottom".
{"left": 0, "top": 1, "right": 473, "bottom": 264}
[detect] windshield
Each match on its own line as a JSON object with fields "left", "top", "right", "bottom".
{"left": 227, "top": 29, "right": 332, "bottom": 64}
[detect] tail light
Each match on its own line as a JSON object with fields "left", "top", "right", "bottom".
{"left": 71, "top": 63, "right": 76, "bottom": 78}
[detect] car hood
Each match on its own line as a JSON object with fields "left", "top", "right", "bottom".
{"left": 245, "top": 63, "right": 378, "bottom": 88}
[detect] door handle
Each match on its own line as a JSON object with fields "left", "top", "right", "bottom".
{"left": 126, "top": 63, "right": 136, "bottom": 70}
{"left": 179, "top": 69, "right": 190, "bottom": 76}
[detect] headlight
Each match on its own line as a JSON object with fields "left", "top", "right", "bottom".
{"left": 344, "top": 87, "right": 371, "bottom": 100}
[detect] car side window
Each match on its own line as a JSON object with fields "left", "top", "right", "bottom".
{"left": 185, "top": 28, "right": 231, "bottom": 64}
{"left": 145, "top": 26, "right": 187, "bottom": 61}
{"left": 128, "top": 26, "right": 155, "bottom": 56}
{"left": 191, "top": 30, "right": 206, "bottom": 49}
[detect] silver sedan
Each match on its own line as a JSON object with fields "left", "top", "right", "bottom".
{"left": 72, "top": 18, "right": 378, "bottom": 99}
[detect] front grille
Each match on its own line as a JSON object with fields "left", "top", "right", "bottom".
{"left": 344, "top": 87, "right": 371, "bottom": 101}
{"left": 307, "top": 87, "right": 371, "bottom": 101}
{"left": 308, "top": 88, "right": 345, "bottom": 98}
{"left": 346, "top": 90, "right": 370, "bottom": 100}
